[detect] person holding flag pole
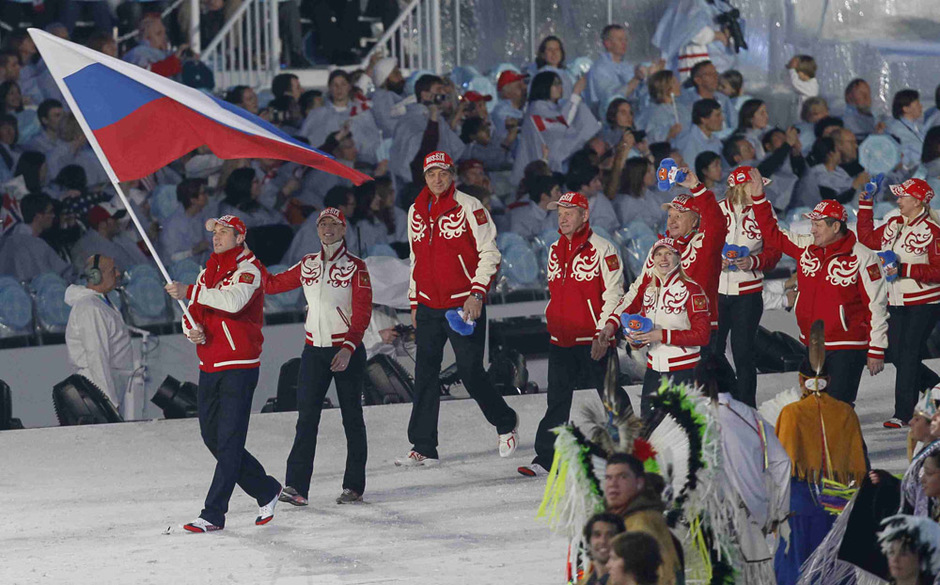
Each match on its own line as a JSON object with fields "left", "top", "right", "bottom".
{"left": 27, "top": 27, "right": 371, "bottom": 532}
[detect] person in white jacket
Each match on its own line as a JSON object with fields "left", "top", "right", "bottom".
{"left": 64, "top": 254, "right": 134, "bottom": 418}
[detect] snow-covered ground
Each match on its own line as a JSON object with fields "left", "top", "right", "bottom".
{"left": 1, "top": 360, "right": 919, "bottom": 585}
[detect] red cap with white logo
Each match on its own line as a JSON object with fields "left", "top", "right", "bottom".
{"left": 547, "top": 191, "right": 589, "bottom": 210}
{"left": 803, "top": 200, "right": 847, "bottom": 222}
{"left": 423, "top": 151, "right": 454, "bottom": 173}
{"left": 727, "top": 165, "right": 772, "bottom": 187}
{"left": 205, "top": 214, "right": 247, "bottom": 235}
{"left": 890, "top": 178, "right": 935, "bottom": 205}
{"left": 661, "top": 194, "right": 700, "bottom": 214}
{"left": 317, "top": 207, "right": 347, "bottom": 226}
{"left": 651, "top": 237, "right": 680, "bottom": 255}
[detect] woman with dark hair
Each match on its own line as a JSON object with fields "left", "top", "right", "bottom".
{"left": 526, "top": 35, "right": 574, "bottom": 99}
{"left": 0, "top": 81, "right": 39, "bottom": 143}
{"left": 737, "top": 98, "right": 770, "bottom": 160}
{"left": 695, "top": 150, "right": 726, "bottom": 198}
{"left": 610, "top": 156, "right": 664, "bottom": 231}
{"left": 300, "top": 68, "right": 381, "bottom": 164}
{"left": 346, "top": 181, "right": 389, "bottom": 256}
{"left": 14, "top": 150, "right": 47, "bottom": 194}
{"left": 877, "top": 515, "right": 940, "bottom": 585}
{"left": 510, "top": 70, "right": 598, "bottom": 186}
{"left": 601, "top": 98, "right": 646, "bottom": 157}
{"left": 221, "top": 167, "right": 291, "bottom": 265}
{"left": 887, "top": 89, "right": 926, "bottom": 173}
{"left": 606, "top": 532, "right": 663, "bottom": 585}
{"left": 916, "top": 126, "right": 940, "bottom": 195}
{"left": 791, "top": 136, "right": 867, "bottom": 209}
{"left": 637, "top": 69, "right": 683, "bottom": 144}
{"left": 224, "top": 85, "right": 259, "bottom": 114}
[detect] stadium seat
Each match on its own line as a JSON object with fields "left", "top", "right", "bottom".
{"left": 123, "top": 265, "right": 170, "bottom": 325}
{"left": 496, "top": 231, "right": 528, "bottom": 253}
{"left": 450, "top": 65, "right": 482, "bottom": 89}
{"left": 500, "top": 243, "right": 540, "bottom": 290}
{"left": 169, "top": 258, "right": 201, "bottom": 285}
{"left": 150, "top": 184, "right": 181, "bottom": 223}
{"left": 30, "top": 272, "right": 70, "bottom": 333}
{"left": 264, "top": 264, "right": 303, "bottom": 314}
{"left": 0, "top": 278, "right": 34, "bottom": 337}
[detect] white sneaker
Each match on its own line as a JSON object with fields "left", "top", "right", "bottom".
{"left": 256, "top": 488, "right": 282, "bottom": 526}
{"left": 394, "top": 450, "right": 440, "bottom": 467}
{"left": 183, "top": 517, "right": 222, "bottom": 533}
{"left": 517, "top": 463, "right": 548, "bottom": 477}
{"left": 498, "top": 427, "right": 518, "bottom": 458}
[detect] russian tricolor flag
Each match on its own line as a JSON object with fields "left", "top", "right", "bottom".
{"left": 28, "top": 28, "right": 371, "bottom": 185}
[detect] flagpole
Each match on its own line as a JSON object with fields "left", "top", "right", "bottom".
{"left": 34, "top": 47, "right": 198, "bottom": 327}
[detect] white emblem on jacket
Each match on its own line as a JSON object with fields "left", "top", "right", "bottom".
{"left": 903, "top": 223, "right": 932, "bottom": 255}
{"left": 662, "top": 284, "right": 689, "bottom": 314}
{"left": 800, "top": 250, "right": 821, "bottom": 277}
{"left": 410, "top": 213, "right": 427, "bottom": 243}
{"left": 438, "top": 208, "right": 467, "bottom": 239}
{"left": 547, "top": 249, "right": 561, "bottom": 282}
{"left": 681, "top": 233, "right": 704, "bottom": 270}
{"left": 329, "top": 257, "right": 357, "bottom": 288}
{"left": 741, "top": 214, "right": 761, "bottom": 241}
{"left": 826, "top": 257, "right": 860, "bottom": 287}
{"left": 571, "top": 248, "right": 600, "bottom": 282}
{"left": 301, "top": 255, "right": 323, "bottom": 286}
{"left": 643, "top": 286, "right": 657, "bottom": 314}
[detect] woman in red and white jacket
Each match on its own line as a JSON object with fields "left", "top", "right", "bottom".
{"left": 857, "top": 177, "right": 940, "bottom": 428}
{"left": 715, "top": 166, "right": 782, "bottom": 407}
{"left": 604, "top": 238, "right": 711, "bottom": 414}
{"left": 747, "top": 169, "right": 889, "bottom": 405}
{"left": 261, "top": 207, "right": 373, "bottom": 506}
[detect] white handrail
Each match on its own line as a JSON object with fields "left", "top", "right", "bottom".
{"left": 360, "top": 0, "right": 442, "bottom": 73}
{"left": 202, "top": 0, "right": 279, "bottom": 90}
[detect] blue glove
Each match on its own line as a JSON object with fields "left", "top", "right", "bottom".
{"left": 862, "top": 172, "right": 886, "bottom": 200}
{"left": 656, "top": 158, "right": 688, "bottom": 192}
{"left": 445, "top": 308, "right": 476, "bottom": 336}
{"left": 877, "top": 250, "right": 899, "bottom": 282}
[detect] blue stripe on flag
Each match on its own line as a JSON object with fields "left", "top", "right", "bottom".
{"left": 63, "top": 63, "right": 162, "bottom": 131}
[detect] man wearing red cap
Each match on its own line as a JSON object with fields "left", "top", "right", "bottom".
{"left": 518, "top": 192, "right": 626, "bottom": 476}
{"left": 261, "top": 207, "right": 373, "bottom": 505}
{"left": 398, "top": 151, "right": 519, "bottom": 466}
{"left": 491, "top": 70, "right": 528, "bottom": 146}
{"left": 747, "top": 170, "right": 889, "bottom": 404}
{"left": 857, "top": 177, "right": 940, "bottom": 427}
{"left": 70, "top": 202, "right": 147, "bottom": 274}
{"left": 164, "top": 214, "right": 283, "bottom": 533}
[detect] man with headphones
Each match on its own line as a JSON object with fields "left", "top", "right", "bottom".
{"left": 64, "top": 254, "right": 135, "bottom": 418}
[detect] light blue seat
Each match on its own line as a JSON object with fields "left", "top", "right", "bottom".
{"left": 150, "top": 184, "right": 181, "bottom": 223}
{"left": 624, "top": 233, "right": 657, "bottom": 277}
{"left": 366, "top": 243, "right": 397, "bottom": 259}
{"left": 496, "top": 231, "right": 528, "bottom": 253}
{"left": 501, "top": 244, "right": 540, "bottom": 289}
{"left": 31, "top": 272, "right": 70, "bottom": 332}
{"left": 0, "top": 279, "right": 33, "bottom": 335}
{"left": 264, "top": 264, "right": 303, "bottom": 313}
{"left": 124, "top": 264, "right": 169, "bottom": 323}
{"left": 169, "top": 258, "right": 201, "bottom": 285}
{"left": 450, "top": 66, "right": 482, "bottom": 89}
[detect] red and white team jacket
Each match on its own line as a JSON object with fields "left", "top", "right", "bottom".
{"left": 545, "top": 224, "right": 624, "bottom": 347}
{"left": 183, "top": 245, "right": 265, "bottom": 373}
{"left": 857, "top": 201, "right": 940, "bottom": 306}
{"left": 408, "top": 183, "right": 500, "bottom": 309}
{"left": 263, "top": 241, "right": 372, "bottom": 351}
{"left": 751, "top": 192, "right": 889, "bottom": 359}
{"left": 718, "top": 199, "right": 782, "bottom": 296}
{"left": 607, "top": 270, "right": 711, "bottom": 372}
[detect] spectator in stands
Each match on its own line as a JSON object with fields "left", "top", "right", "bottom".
{"left": 678, "top": 99, "right": 724, "bottom": 170}
{"left": 579, "top": 513, "right": 626, "bottom": 585}
{"left": 64, "top": 254, "right": 134, "bottom": 418}
{"left": 23, "top": 98, "right": 62, "bottom": 155}
{"left": 718, "top": 69, "right": 752, "bottom": 112}
{"left": 60, "top": 0, "right": 113, "bottom": 34}
{"left": 85, "top": 30, "right": 118, "bottom": 58}
{"left": 608, "top": 138, "right": 665, "bottom": 231}
{"left": 0, "top": 113, "right": 19, "bottom": 183}
{"left": 842, "top": 78, "right": 884, "bottom": 140}
{"left": 833, "top": 126, "right": 865, "bottom": 178}
{"left": 389, "top": 74, "right": 465, "bottom": 185}
{"left": 225, "top": 85, "right": 259, "bottom": 115}
{"left": 527, "top": 36, "right": 573, "bottom": 99}
{"left": 888, "top": 89, "right": 927, "bottom": 173}
{"left": 0, "top": 81, "right": 39, "bottom": 143}
{"left": 758, "top": 127, "right": 806, "bottom": 210}
{"left": 220, "top": 167, "right": 286, "bottom": 228}
{"left": 792, "top": 136, "right": 868, "bottom": 209}
{"left": 456, "top": 159, "right": 490, "bottom": 192}
{"left": 300, "top": 129, "right": 358, "bottom": 211}
{"left": 602, "top": 453, "right": 681, "bottom": 584}
{"left": 47, "top": 113, "right": 108, "bottom": 187}
{"left": 585, "top": 25, "right": 647, "bottom": 113}
{"left": 677, "top": 61, "right": 734, "bottom": 132}
{"left": 0, "top": 192, "right": 73, "bottom": 281}
{"left": 251, "top": 158, "right": 302, "bottom": 212}
{"left": 70, "top": 203, "right": 147, "bottom": 273}
{"left": 346, "top": 181, "right": 389, "bottom": 257}
{"left": 638, "top": 70, "right": 684, "bottom": 145}
{"left": 272, "top": 73, "right": 302, "bottom": 103}
{"left": 566, "top": 158, "right": 618, "bottom": 234}
{"left": 369, "top": 57, "right": 406, "bottom": 137}
{"left": 268, "top": 96, "right": 302, "bottom": 134}
{"left": 459, "top": 116, "right": 514, "bottom": 170}
{"left": 160, "top": 178, "right": 213, "bottom": 264}
{"left": 510, "top": 70, "right": 597, "bottom": 187}
{"left": 606, "top": 532, "right": 664, "bottom": 585}
{"left": 123, "top": 14, "right": 187, "bottom": 79}
{"left": 600, "top": 98, "right": 634, "bottom": 150}
{"left": 282, "top": 185, "right": 355, "bottom": 266}
{"left": 736, "top": 99, "right": 770, "bottom": 160}
{"left": 795, "top": 96, "right": 829, "bottom": 156}
{"left": 786, "top": 55, "right": 819, "bottom": 112}
{"left": 301, "top": 69, "right": 381, "bottom": 165}
{"left": 918, "top": 127, "right": 940, "bottom": 192}
{"left": 508, "top": 173, "right": 561, "bottom": 239}
{"left": 491, "top": 70, "right": 527, "bottom": 146}
{"left": 299, "top": 90, "right": 323, "bottom": 119}
{"left": 373, "top": 177, "right": 407, "bottom": 252}
{"left": 696, "top": 150, "right": 726, "bottom": 199}
{"left": 13, "top": 150, "right": 47, "bottom": 194}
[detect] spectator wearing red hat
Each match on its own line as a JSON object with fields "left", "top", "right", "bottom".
{"left": 714, "top": 167, "right": 782, "bottom": 406}
{"left": 518, "top": 191, "right": 627, "bottom": 475}
{"left": 748, "top": 170, "right": 889, "bottom": 405}
{"left": 603, "top": 237, "right": 712, "bottom": 414}
{"left": 397, "top": 150, "right": 518, "bottom": 467}
{"left": 857, "top": 178, "right": 940, "bottom": 428}
{"left": 491, "top": 69, "right": 528, "bottom": 146}
{"left": 260, "top": 207, "right": 373, "bottom": 506}
{"left": 164, "top": 214, "right": 283, "bottom": 533}
{"left": 70, "top": 202, "right": 147, "bottom": 275}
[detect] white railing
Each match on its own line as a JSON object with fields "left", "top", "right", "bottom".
{"left": 361, "top": 0, "right": 443, "bottom": 73}
{"left": 201, "top": 0, "right": 280, "bottom": 90}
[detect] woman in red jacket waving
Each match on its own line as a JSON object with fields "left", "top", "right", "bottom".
{"left": 603, "top": 238, "right": 711, "bottom": 414}
{"left": 857, "top": 178, "right": 940, "bottom": 428}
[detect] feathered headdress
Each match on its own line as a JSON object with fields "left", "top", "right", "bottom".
{"left": 878, "top": 515, "right": 940, "bottom": 579}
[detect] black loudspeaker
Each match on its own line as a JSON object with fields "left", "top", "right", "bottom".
{"left": 0, "top": 379, "right": 23, "bottom": 430}
{"left": 363, "top": 354, "right": 414, "bottom": 405}
{"left": 489, "top": 317, "right": 550, "bottom": 357}
{"left": 274, "top": 358, "right": 302, "bottom": 412}
{"left": 53, "top": 375, "right": 123, "bottom": 426}
{"left": 488, "top": 348, "right": 536, "bottom": 396}
{"left": 151, "top": 376, "right": 199, "bottom": 419}
{"left": 754, "top": 327, "right": 806, "bottom": 373}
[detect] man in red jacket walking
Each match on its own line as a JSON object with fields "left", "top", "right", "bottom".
{"left": 165, "top": 214, "right": 282, "bottom": 533}
{"left": 397, "top": 151, "right": 519, "bottom": 466}
{"left": 518, "top": 192, "right": 626, "bottom": 477}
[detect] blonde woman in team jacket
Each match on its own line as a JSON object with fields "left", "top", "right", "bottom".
{"left": 262, "top": 207, "right": 372, "bottom": 506}
{"left": 856, "top": 178, "right": 940, "bottom": 428}
{"left": 605, "top": 237, "right": 711, "bottom": 414}
{"left": 747, "top": 170, "right": 889, "bottom": 405}
{"left": 398, "top": 151, "right": 519, "bottom": 467}
{"left": 715, "top": 166, "right": 782, "bottom": 406}
{"left": 520, "top": 191, "right": 626, "bottom": 477}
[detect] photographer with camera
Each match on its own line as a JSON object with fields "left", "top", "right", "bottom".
{"left": 653, "top": 0, "right": 743, "bottom": 80}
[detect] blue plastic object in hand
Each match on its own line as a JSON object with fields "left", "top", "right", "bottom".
{"left": 621, "top": 313, "right": 653, "bottom": 335}
{"left": 656, "top": 158, "right": 687, "bottom": 192}
{"left": 862, "top": 172, "right": 886, "bottom": 200}
{"left": 722, "top": 243, "right": 751, "bottom": 271}
{"left": 446, "top": 308, "right": 476, "bottom": 336}
{"left": 878, "top": 250, "right": 899, "bottom": 282}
